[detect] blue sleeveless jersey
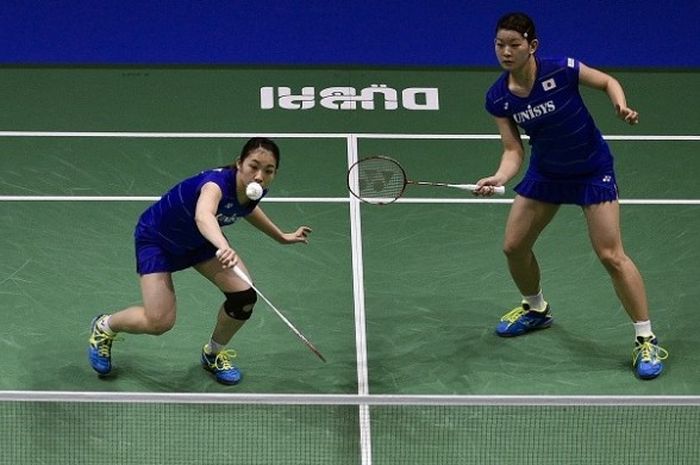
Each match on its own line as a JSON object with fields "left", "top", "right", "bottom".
{"left": 136, "top": 167, "right": 265, "bottom": 254}
{"left": 485, "top": 57, "right": 613, "bottom": 177}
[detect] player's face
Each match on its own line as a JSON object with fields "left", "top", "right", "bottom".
{"left": 494, "top": 29, "right": 535, "bottom": 71}
{"left": 237, "top": 149, "right": 277, "bottom": 188}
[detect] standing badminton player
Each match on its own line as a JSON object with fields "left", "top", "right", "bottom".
{"left": 474, "top": 12, "right": 667, "bottom": 379}
{"left": 87, "top": 137, "right": 312, "bottom": 385}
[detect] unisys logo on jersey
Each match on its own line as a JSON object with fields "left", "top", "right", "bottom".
{"left": 512, "top": 100, "right": 556, "bottom": 124}
{"left": 260, "top": 85, "right": 440, "bottom": 111}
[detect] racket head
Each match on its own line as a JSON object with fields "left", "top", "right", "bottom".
{"left": 346, "top": 156, "right": 408, "bottom": 205}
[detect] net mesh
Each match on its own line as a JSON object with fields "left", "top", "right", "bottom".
{"left": 371, "top": 404, "right": 700, "bottom": 465}
{"left": 1, "top": 396, "right": 698, "bottom": 465}
{"left": 353, "top": 157, "right": 406, "bottom": 202}
{"left": 0, "top": 401, "right": 358, "bottom": 465}
{"left": 0, "top": 398, "right": 700, "bottom": 465}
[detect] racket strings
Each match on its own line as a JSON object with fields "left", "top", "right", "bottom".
{"left": 354, "top": 157, "right": 406, "bottom": 200}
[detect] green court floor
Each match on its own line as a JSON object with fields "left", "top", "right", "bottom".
{"left": 0, "top": 67, "right": 698, "bottom": 464}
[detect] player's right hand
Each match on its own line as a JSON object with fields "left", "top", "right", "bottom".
{"left": 215, "top": 247, "right": 238, "bottom": 269}
{"left": 473, "top": 176, "right": 504, "bottom": 197}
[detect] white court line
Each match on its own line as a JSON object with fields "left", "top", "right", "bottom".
{"left": 1, "top": 196, "right": 699, "bottom": 205}
{"left": 0, "top": 196, "right": 349, "bottom": 203}
{"left": 0, "top": 131, "right": 697, "bottom": 141}
{"left": 356, "top": 134, "right": 700, "bottom": 141}
{"left": 0, "top": 131, "right": 351, "bottom": 139}
{"left": 383, "top": 198, "right": 700, "bottom": 205}
{"left": 346, "top": 135, "right": 373, "bottom": 465}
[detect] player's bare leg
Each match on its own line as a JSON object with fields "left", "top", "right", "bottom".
{"left": 584, "top": 200, "right": 667, "bottom": 379}
{"left": 496, "top": 196, "right": 560, "bottom": 336}
{"left": 88, "top": 273, "right": 176, "bottom": 375}
{"left": 194, "top": 257, "right": 254, "bottom": 385}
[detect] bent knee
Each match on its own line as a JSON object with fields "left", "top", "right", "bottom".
{"left": 597, "top": 249, "right": 629, "bottom": 272}
{"left": 223, "top": 288, "right": 257, "bottom": 321}
{"left": 503, "top": 240, "right": 530, "bottom": 259}
{"left": 143, "top": 311, "right": 176, "bottom": 335}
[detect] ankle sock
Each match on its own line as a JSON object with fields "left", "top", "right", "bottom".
{"left": 205, "top": 339, "right": 225, "bottom": 355}
{"left": 523, "top": 290, "right": 547, "bottom": 312}
{"left": 97, "top": 315, "right": 116, "bottom": 336}
{"left": 633, "top": 320, "right": 654, "bottom": 340}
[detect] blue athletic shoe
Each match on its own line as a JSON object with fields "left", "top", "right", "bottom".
{"left": 88, "top": 314, "right": 116, "bottom": 375}
{"left": 496, "top": 303, "right": 553, "bottom": 337}
{"left": 633, "top": 336, "right": 668, "bottom": 380}
{"left": 201, "top": 347, "right": 242, "bottom": 385}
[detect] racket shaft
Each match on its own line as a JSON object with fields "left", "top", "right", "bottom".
{"left": 412, "top": 181, "right": 505, "bottom": 194}
{"left": 233, "top": 266, "right": 327, "bottom": 362}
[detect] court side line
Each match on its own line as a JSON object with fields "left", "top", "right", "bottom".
{"left": 0, "top": 131, "right": 350, "bottom": 139}
{"left": 0, "top": 131, "right": 697, "bottom": 141}
{"left": 0, "top": 196, "right": 349, "bottom": 203}
{"left": 388, "top": 198, "right": 700, "bottom": 205}
{"left": 346, "top": 134, "right": 373, "bottom": 465}
{"left": 357, "top": 134, "right": 700, "bottom": 141}
{"left": 1, "top": 196, "right": 699, "bottom": 205}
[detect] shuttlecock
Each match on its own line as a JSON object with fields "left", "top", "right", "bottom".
{"left": 245, "top": 182, "right": 263, "bottom": 201}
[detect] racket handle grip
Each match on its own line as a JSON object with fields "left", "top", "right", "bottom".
{"left": 458, "top": 184, "right": 506, "bottom": 195}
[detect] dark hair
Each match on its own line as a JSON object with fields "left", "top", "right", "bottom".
{"left": 496, "top": 12, "right": 537, "bottom": 42}
{"left": 239, "top": 137, "right": 280, "bottom": 168}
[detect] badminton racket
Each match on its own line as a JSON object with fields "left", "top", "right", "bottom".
{"left": 347, "top": 155, "right": 505, "bottom": 205}
{"left": 231, "top": 264, "right": 327, "bottom": 363}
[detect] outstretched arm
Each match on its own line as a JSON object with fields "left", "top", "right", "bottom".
{"left": 195, "top": 181, "right": 238, "bottom": 268}
{"left": 245, "top": 206, "right": 312, "bottom": 244}
{"left": 579, "top": 63, "right": 639, "bottom": 125}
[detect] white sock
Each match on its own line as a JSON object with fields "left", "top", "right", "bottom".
{"left": 633, "top": 320, "right": 654, "bottom": 339}
{"left": 97, "top": 315, "right": 116, "bottom": 335}
{"left": 205, "top": 339, "right": 225, "bottom": 355}
{"left": 523, "top": 290, "right": 547, "bottom": 312}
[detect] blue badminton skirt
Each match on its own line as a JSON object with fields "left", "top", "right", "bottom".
{"left": 514, "top": 168, "right": 619, "bottom": 206}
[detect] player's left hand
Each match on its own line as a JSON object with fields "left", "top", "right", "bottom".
{"left": 281, "top": 226, "right": 312, "bottom": 244}
{"left": 615, "top": 104, "right": 639, "bottom": 125}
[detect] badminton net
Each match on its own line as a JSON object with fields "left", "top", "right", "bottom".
{"left": 0, "top": 392, "right": 698, "bottom": 465}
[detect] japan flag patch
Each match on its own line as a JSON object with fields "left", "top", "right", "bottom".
{"left": 542, "top": 78, "right": 557, "bottom": 91}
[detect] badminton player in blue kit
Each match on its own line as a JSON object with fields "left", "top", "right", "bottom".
{"left": 474, "top": 13, "right": 667, "bottom": 379}
{"left": 87, "top": 137, "right": 312, "bottom": 385}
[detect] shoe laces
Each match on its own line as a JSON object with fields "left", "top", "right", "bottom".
{"left": 633, "top": 339, "right": 669, "bottom": 364}
{"left": 501, "top": 306, "right": 527, "bottom": 323}
{"left": 89, "top": 330, "right": 116, "bottom": 357}
{"left": 211, "top": 349, "right": 238, "bottom": 371}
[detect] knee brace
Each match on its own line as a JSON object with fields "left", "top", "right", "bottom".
{"left": 223, "top": 288, "right": 257, "bottom": 320}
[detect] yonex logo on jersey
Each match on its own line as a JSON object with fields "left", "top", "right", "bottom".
{"left": 217, "top": 213, "right": 239, "bottom": 225}
{"left": 260, "top": 85, "right": 440, "bottom": 111}
{"left": 542, "top": 78, "right": 557, "bottom": 91}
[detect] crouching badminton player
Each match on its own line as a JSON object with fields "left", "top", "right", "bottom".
{"left": 87, "top": 137, "right": 312, "bottom": 385}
